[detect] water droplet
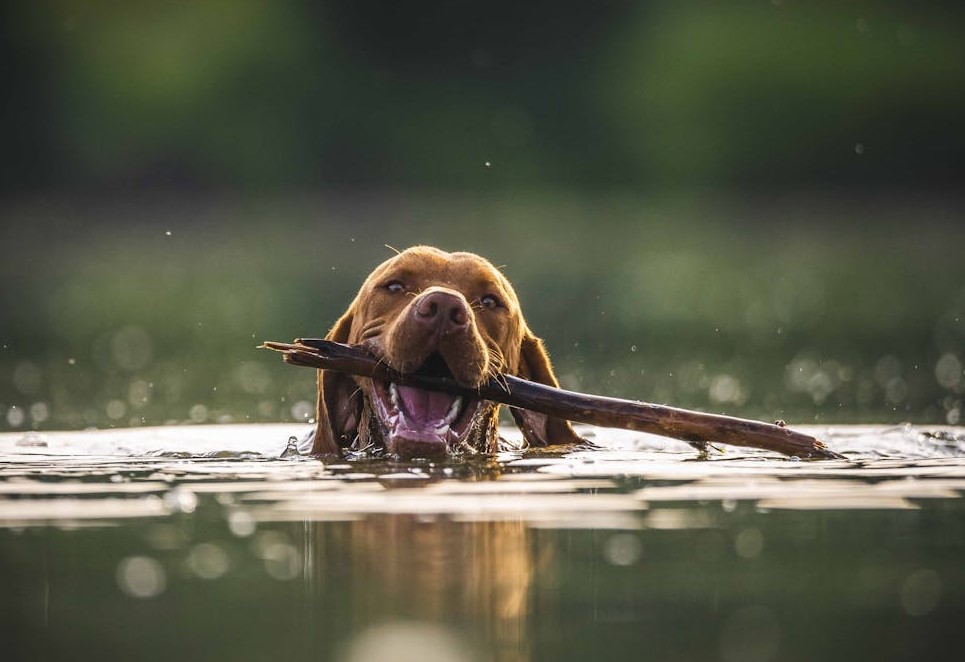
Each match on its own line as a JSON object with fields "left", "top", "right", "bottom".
{"left": 735, "top": 527, "right": 764, "bottom": 559}
{"left": 6, "top": 406, "right": 25, "bottom": 428}
{"left": 189, "top": 404, "right": 208, "bottom": 423}
{"left": 128, "top": 379, "right": 151, "bottom": 407}
{"left": 163, "top": 487, "right": 198, "bottom": 514}
{"left": 885, "top": 377, "right": 908, "bottom": 405}
{"left": 603, "top": 533, "right": 642, "bottom": 566}
{"left": 227, "top": 510, "right": 257, "bottom": 537}
{"left": 235, "top": 362, "right": 271, "bottom": 395}
{"left": 116, "top": 556, "right": 166, "bottom": 599}
{"left": 935, "top": 353, "right": 963, "bottom": 390}
{"left": 106, "top": 399, "right": 126, "bottom": 420}
{"left": 186, "top": 543, "right": 230, "bottom": 580}
{"left": 262, "top": 543, "right": 301, "bottom": 580}
{"left": 29, "top": 402, "right": 49, "bottom": 423}
{"left": 281, "top": 436, "right": 301, "bottom": 458}
{"left": 290, "top": 400, "right": 313, "bottom": 421}
{"left": 709, "top": 374, "right": 745, "bottom": 405}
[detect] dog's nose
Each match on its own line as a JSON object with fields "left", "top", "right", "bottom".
{"left": 413, "top": 290, "right": 470, "bottom": 333}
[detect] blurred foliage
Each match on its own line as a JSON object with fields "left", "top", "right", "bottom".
{"left": 602, "top": 2, "right": 965, "bottom": 187}
{"left": 2, "top": 0, "right": 964, "bottom": 191}
{"left": 0, "top": 1, "right": 963, "bottom": 431}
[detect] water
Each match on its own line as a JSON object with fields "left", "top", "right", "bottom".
{"left": 2, "top": 424, "right": 965, "bottom": 661}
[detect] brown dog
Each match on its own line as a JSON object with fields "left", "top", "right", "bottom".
{"left": 312, "top": 246, "right": 582, "bottom": 457}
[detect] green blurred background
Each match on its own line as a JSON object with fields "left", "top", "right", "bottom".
{"left": 1, "top": 0, "right": 963, "bottom": 432}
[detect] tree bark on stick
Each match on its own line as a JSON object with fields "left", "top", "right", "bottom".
{"left": 260, "top": 339, "right": 843, "bottom": 460}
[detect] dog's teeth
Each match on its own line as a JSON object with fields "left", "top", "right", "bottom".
{"left": 445, "top": 397, "right": 463, "bottom": 425}
{"left": 389, "top": 383, "right": 400, "bottom": 409}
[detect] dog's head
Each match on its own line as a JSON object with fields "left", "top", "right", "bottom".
{"left": 312, "top": 246, "right": 581, "bottom": 457}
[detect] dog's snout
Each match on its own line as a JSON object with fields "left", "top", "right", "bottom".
{"left": 413, "top": 290, "right": 470, "bottom": 333}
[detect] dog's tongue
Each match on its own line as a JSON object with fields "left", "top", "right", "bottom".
{"left": 397, "top": 385, "right": 454, "bottom": 426}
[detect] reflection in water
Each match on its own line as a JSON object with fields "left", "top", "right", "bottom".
{"left": 313, "top": 517, "right": 538, "bottom": 662}
{"left": 339, "top": 621, "right": 481, "bottom": 662}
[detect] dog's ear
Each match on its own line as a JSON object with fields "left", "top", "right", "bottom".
{"left": 510, "top": 332, "right": 583, "bottom": 447}
{"left": 311, "top": 310, "right": 361, "bottom": 455}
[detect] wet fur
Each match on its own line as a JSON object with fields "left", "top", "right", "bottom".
{"left": 311, "top": 246, "right": 581, "bottom": 455}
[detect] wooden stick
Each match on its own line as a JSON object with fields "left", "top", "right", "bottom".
{"left": 260, "top": 339, "right": 843, "bottom": 460}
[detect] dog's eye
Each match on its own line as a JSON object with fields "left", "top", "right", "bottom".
{"left": 480, "top": 294, "right": 502, "bottom": 310}
{"left": 385, "top": 281, "right": 405, "bottom": 294}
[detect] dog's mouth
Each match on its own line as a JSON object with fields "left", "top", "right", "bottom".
{"left": 368, "top": 352, "right": 483, "bottom": 457}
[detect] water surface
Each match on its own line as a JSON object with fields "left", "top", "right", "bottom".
{"left": 2, "top": 424, "right": 964, "bottom": 661}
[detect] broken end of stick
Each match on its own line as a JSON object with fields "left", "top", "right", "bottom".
{"left": 769, "top": 422, "right": 845, "bottom": 460}
{"left": 282, "top": 351, "right": 320, "bottom": 368}
{"left": 260, "top": 341, "right": 299, "bottom": 352}
{"left": 808, "top": 441, "right": 846, "bottom": 461}
{"left": 789, "top": 433, "right": 844, "bottom": 460}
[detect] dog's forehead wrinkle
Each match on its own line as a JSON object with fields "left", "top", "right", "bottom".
{"left": 371, "top": 248, "right": 518, "bottom": 300}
